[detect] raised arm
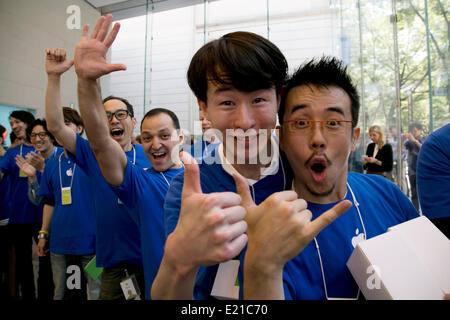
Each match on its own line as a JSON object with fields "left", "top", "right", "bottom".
{"left": 45, "top": 48, "right": 77, "bottom": 155}
{"left": 74, "top": 15, "right": 128, "bottom": 186}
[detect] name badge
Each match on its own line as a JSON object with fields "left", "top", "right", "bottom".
{"left": 120, "top": 274, "right": 141, "bottom": 300}
{"left": 118, "top": 198, "right": 123, "bottom": 205}
{"left": 19, "top": 169, "right": 27, "bottom": 177}
{"left": 61, "top": 187, "right": 72, "bottom": 205}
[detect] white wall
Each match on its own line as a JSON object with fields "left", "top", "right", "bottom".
{"left": 0, "top": 0, "right": 102, "bottom": 118}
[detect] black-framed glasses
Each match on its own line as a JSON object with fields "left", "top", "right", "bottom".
{"left": 282, "top": 119, "right": 353, "bottom": 135}
{"left": 105, "top": 109, "right": 131, "bottom": 121}
{"left": 30, "top": 132, "right": 48, "bottom": 139}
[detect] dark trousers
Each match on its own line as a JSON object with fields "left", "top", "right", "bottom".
{"left": 0, "top": 225, "right": 12, "bottom": 299}
{"left": 408, "top": 174, "right": 420, "bottom": 212}
{"left": 99, "top": 263, "right": 145, "bottom": 300}
{"left": 8, "top": 223, "right": 54, "bottom": 300}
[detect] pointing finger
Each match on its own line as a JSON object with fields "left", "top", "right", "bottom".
{"left": 307, "top": 200, "right": 352, "bottom": 239}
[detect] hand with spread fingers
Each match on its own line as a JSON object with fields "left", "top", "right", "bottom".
{"left": 74, "top": 14, "right": 126, "bottom": 80}
{"left": 233, "top": 172, "right": 352, "bottom": 299}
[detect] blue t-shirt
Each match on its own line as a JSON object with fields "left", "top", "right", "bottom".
{"left": 74, "top": 134, "right": 151, "bottom": 267}
{"left": 188, "top": 136, "right": 219, "bottom": 162}
{"left": 0, "top": 144, "right": 44, "bottom": 224}
{"left": 0, "top": 153, "right": 12, "bottom": 221}
{"left": 111, "top": 163, "right": 184, "bottom": 299}
{"left": 164, "top": 147, "right": 291, "bottom": 299}
{"left": 417, "top": 124, "right": 450, "bottom": 220}
{"left": 38, "top": 151, "right": 96, "bottom": 255}
{"left": 263, "top": 173, "right": 418, "bottom": 300}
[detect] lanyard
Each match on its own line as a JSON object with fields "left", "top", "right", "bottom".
{"left": 129, "top": 146, "right": 136, "bottom": 165}
{"left": 59, "top": 152, "right": 76, "bottom": 189}
{"left": 159, "top": 172, "right": 170, "bottom": 187}
{"left": 313, "top": 182, "right": 366, "bottom": 300}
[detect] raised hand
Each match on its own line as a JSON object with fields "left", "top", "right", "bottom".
{"left": 164, "top": 152, "right": 248, "bottom": 274}
{"left": 234, "top": 172, "right": 352, "bottom": 289}
{"left": 15, "top": 155, "right": 36, "bottom": 177}
{"left": 26, "top": 151, "right": 45, "bottom": 173}
{"left": 74, "top": 14, "right": 126, "bottom": 80}
{"left": 45, "top": 48, "right": 74, "bottom": 76}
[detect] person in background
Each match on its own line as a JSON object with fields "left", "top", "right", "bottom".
{"left": 362, "top": 125, "right": 393, "bottom": 177}
{"left": 189, "top": 109, "right": 219, "bottom": 161}
{"left": 404, "top": 122, "right": 424, "bottom": 212}
{"left": 417, "top": 123, "right": 450, "bottom": 238}
{"left": 0, "top": 110, "right": 42, "bottom": 300}
{"left": 34, "top": 108, "right": 100, "bottom": 300}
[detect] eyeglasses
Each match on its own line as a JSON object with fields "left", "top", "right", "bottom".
{"left": 282, "top": 120, "right": 353, "bottom": 135}
{"left": 105, "top": 109, "right": 131, "bottom": 121}
{"left": 30, "top": 132, "right": 48, "bottom": 139}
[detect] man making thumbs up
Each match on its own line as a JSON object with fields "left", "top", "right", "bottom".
{"left": 152, "top": 31, "right": 291, "bottom": 300}
{"left": 251, "top": 57, "right": 417, "bottom": 299}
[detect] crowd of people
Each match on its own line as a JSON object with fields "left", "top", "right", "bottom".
{"left": 0, "top": 14, "right": 448, "bottom": 301}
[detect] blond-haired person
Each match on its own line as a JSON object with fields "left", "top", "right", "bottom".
{"left": 362, "top": 125, "right": 393, "bottom": 177}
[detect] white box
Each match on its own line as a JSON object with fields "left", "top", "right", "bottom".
{"left": 347, "top": 216, "right": 450, "bottom": 300}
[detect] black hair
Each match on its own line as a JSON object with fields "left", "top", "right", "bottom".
{"left": 102, "top": 95, "right": 135, "bottom": 118}
{"left": 26, "top": 119, "right": 56, "bottom": 145}
{"left": 0, "top": 125, "right": 6, "bottom": 146}
{"left": 279, "top": 56, "right": 360, "bottom": 127}
{"left": 187, "top": 31, "right": 288, "bottom": 103}
{"left": 63, "top": 107, "right": 85, "bottom": 135}
{"left": 9, "top": 110, "right": 35, "bottom": 127}
{"left": 141, "top": 108, "right": 180, "bottom": 131}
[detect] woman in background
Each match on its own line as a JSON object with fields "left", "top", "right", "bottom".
{"left": 363, "top": 125, "right": 393, "bottom": 177}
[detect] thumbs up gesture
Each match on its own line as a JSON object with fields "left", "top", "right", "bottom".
{"left": 233, "top": 173, "right": 352, "bottom": 299}
{"left": 164, "top": 152, "right": 248, "bottom": 274}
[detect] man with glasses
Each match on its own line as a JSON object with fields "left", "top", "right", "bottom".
{"left": 44, "top": 48, "right": 150, "bottom": 300}
{"left": 234, "top": 57, "right": 418, "bottom": 299}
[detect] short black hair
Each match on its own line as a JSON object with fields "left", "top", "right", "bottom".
{"left": 279, "top": 56, "right": 360, "bottom": 127}
{"left": 102, "top": 95, "right": 134, "bottom": 118}
{"left": 26, "top": 119, "right": 56, "bottom": 145}
{"left": 187, "top": 31, "right": 288, "bottom": 103}
{"left": 141, "top": 108, "right": 180, "bottom": 131}
{"left": 9, "top": 110, "right": 35, "bottom": 127}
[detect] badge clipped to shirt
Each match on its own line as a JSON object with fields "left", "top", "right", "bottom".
{"left": 118, "top": 198, "right": 124, "bottom": 205}
{"left": 19, "top": 169, "right": 28, "bottom": 177}
{"left": 61, "top": 187, "right": 72, "bottom": 205}
{"left": 120, "top": 271, "right": 141, "bottom": 300}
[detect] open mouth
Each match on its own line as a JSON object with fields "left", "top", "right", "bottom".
{"left": 309, "top": 158, "right": 327, "bottom": 183}
{"left": 110, "top": 128, "right": 124, "bottom": 140}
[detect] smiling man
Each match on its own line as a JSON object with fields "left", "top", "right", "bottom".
{"left": 239, "top": 56, "right": 419, "bottom": 299}
{"left": 44, "top": 47, "right": 150, "bottom": 300}
{"left": 151, "top": 30, "right": 290, "bottom": 300}
{"left": 72, "top": 16, "right": 184, "bottom": 299}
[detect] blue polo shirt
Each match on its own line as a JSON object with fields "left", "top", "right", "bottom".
{"left": 39, "top": 151, "right": 96, "bottom": 255}
{"left": 0, "top": 144, "right": 44, "bottom": 224}
{"left": 111, "top": 163, "right": 184, "bottom": 299}
{"left": 74, "top": 134, "right": 151, "bottom": 267}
